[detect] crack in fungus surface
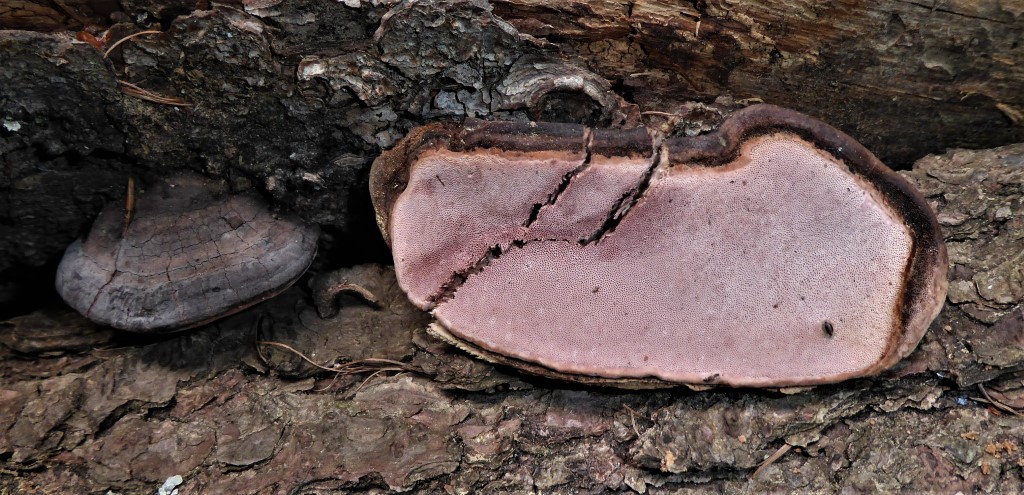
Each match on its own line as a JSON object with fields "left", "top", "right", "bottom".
{"left": 582, "top": 133, "right": 665, "bottom": 245}
{"left": 378, "top": 105, "right": 949, "bottom": 387}
{"left": 523, "top": 129, "right": 595, "bottom": 228}
{"left": 425, "top": 128, "right": 663, "bottom": 308}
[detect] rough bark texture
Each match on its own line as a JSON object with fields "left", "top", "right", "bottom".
{"left": 0, "top": 145, "right": 1022, "bottom": 493}
{"left": 1, "top": 0, "right": 1023, "bottom": 493}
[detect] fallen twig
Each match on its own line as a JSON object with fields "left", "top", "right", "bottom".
{"left": 622, "top": 404, "right": 642, "bottom": 438}
{"left": 752, "top": 443, "right": 792, "bottom": 480}
{"left": 255, "top": 340, "right": 412, "bottom": 378}
{"left": 977, "top": 384, "right": 1022, "bottom": 416}
{"left": 122, "top": 177, "right": 135, "bottom": 237}
{"left": 640, "top": 111, "right": 678, "bottom": 117}
{"left": 104, "top": 30, "right": 162, "bottom": 58}
{"left": 117, "top": 80, "right": 192, "bottom": 107}
{"left": 350, "top": 369, "right": 390, "bottom": 395}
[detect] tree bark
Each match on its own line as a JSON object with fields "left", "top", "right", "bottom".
{"left": 1, "top": 1, "right": 1023, "bottom": 493}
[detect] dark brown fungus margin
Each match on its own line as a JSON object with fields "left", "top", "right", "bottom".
{"left": 665, "top": 105, "right": 949, "bottom": 381}
{"left": 371, "top": 104, "right": 948, "bottom": 388}
{"left": 56, "top": 174, "right": 319, "bottom": 333}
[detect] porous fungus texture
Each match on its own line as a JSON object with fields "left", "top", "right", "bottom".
{"left": 434, "top": 136, "right": 909, "bottom": 386}
{"left": 381, "top": 105, "right": 947, "bottom": 387}
{"left": 389, "top": 148, "right": 587, "bottom": 307}
{"left": 56, "top": 174, "right": 318, "bottom": 332}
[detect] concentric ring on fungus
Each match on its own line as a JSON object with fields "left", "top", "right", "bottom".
{"left": 55, "top": 174, "right": 319, "bottom": 333}
{"left": 371, "top": 104, "right": 948, "bottom": 388}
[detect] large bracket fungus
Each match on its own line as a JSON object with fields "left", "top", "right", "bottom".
{"left": 371, "top": 104, "right": 949, "bottom": 388}
{"left": 56, "top": 174, "right": 319, "bottom": 332}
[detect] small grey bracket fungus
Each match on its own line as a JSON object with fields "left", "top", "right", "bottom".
{"left": 371, "top": 104, "right": 948, "bottom": 388}
{"left": 55, "top": 174, "right": 319, "bottom": 332}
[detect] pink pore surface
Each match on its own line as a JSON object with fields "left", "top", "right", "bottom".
{"left": 526, "top": 154, "right": 649, "bottom": 240}
{"left": 390, "top": 148, "right": 583, "bottom": 307}
{"left": 431, "top": 135, "right": 914, "bottom": 385}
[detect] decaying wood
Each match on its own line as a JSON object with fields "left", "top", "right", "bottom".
{"left": 2, "top": 0, "right": 1022, "bottom": 278}
{"left": 491, "top": 0, "right": 1024, "bottom": 165}
{"left": 1, "top": 144, "right": 1023, "bottom": 493}
{"left": 1, "top": 0, "right": 1023, "bottom": 492}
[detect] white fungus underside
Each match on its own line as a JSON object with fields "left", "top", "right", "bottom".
{"left": 397, "top": 136, "right": 913, "bottom": 384}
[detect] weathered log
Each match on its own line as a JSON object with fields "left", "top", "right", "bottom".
{"left": 1, "top": 143, "right": 1023, "bottom": 493}
{"left": 1, "top": 0, "right": 1023, "bottom": 492}
{"left": 492, "top": 0, "right": 1024, "bottom": 165}
{"left": 2, "top": 0, "right": 1022, "bottom": 292}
